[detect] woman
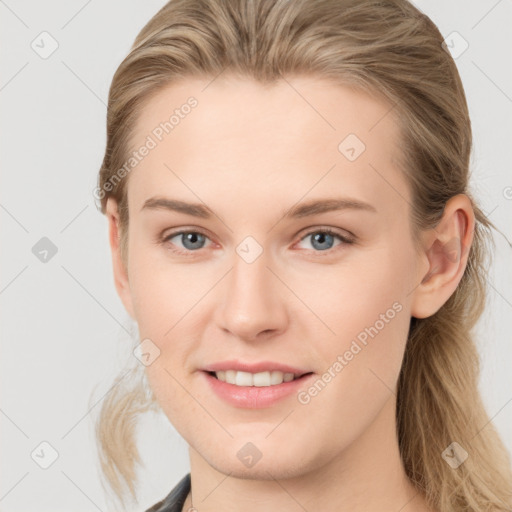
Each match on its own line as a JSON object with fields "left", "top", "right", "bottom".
{"left": 94, "top": 0, "right": 512, "bottom": 511}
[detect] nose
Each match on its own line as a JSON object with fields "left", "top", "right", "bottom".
{"left": 215, "top": 249, "right": 289, "bottom": 342}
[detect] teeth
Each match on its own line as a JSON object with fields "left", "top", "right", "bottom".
{"left": 214, "top": 370, "right": 297, "bottom": 387}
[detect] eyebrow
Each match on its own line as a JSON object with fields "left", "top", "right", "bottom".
{"left": 141, "top": 196, "right": 377, "bottom": 218}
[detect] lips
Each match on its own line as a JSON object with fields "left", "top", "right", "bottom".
{"left": 202, "top": 359, "right": 311, "bottom": 376}
{"left": 201, "top": 369, "right": 316, "bottom": 408}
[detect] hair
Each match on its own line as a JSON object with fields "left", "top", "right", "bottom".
{"left": 94, "top": 0, "right": 512, "bottom": 510}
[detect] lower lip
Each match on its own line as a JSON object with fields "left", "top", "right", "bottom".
{"left": 201, "top": 371, "right": 315, "bottom": 409}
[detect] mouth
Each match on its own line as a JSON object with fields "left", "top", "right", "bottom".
{"left": 201, "top": 365, "right": 316, "bottom": 408}
{"left": 205, "top": 370, "right": 314, "bottom": 387}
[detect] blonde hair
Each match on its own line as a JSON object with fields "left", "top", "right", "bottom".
{"left": 94, "top": 0, "right": 512, "bottom": 510}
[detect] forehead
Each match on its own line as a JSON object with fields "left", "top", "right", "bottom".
{"left": 126, "top": 74, "right": 409, "bottom": 219}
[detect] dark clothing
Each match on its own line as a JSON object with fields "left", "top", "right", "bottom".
{"left": 145, "top": 473, "right": 191, "bottom": 512}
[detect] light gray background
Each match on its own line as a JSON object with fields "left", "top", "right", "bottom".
{"left": 1, "top": 1, "right": 511, "bottom": 511}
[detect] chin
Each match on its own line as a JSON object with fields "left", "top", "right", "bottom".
{"left": 208, "top": 458, "right": 309, "bottom": 481}
{"left": 193, "top": 440, "right": 322, "bottom": 482}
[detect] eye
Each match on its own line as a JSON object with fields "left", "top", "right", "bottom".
{"left": 160, "top": 227, "right": 354, "bottom": 255}
{"left": 295, "top": 228, "right": 354, "bottom": 253}
{"left": 162, "top": 230, "right": 212, "bottom": 254}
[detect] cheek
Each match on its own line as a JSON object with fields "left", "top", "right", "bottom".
{"left": 301, "top": 246, "right": 413, "bottom": 389}
{"left": 292, "top": 259, "right": 410, "bottom": 446}
{"left": 144, "top": 363, "right": 206, "bottom": 448}
{"left": 299, "top": 245, "right": 411, "bottom": 335}
{"left": 126, "top": 241, "right": 211, "bottom": 336}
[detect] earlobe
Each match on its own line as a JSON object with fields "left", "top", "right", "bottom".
{"left": 105, "top": 198, "right": 136, "bottom": 320}
{"left": 410, "top": 195, "right": 475, "bottom": 319}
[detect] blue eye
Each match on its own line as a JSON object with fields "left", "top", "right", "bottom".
{"left": 163, "top": 231, "right": 210, "bottom": 252}
{"left": 297, "top": 228, "right": 353, "bottom": 253}
{"left": 161, "top": 228, "right": 353, "bottom": 256}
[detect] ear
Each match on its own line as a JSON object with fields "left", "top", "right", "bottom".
{"left": 410, "top": 194, "right": 475, "bottom": 319}
{"left": 105, "top": 197, "right": 136, "bottom": 320}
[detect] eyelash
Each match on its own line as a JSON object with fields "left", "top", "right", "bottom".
{"left": 160, "top": 227, "right": 355, "bottom": 257}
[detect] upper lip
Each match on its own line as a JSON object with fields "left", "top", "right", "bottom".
{"left": 202, "top": 360, "right": 312, "bottom": 376}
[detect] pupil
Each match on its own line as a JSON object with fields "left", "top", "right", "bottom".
{"left": 313, "top": 232, "right": 332, "bottom": 250}
{"left": 183, "top": 232, "right": 204, "bottom": 250}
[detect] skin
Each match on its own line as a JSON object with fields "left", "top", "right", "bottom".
{"left": 106, "top": 75, "right": 474, "bottom": 512}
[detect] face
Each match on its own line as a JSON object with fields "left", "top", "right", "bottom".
{"left": 110, "top": 75, "right": 428, "bottom": 480}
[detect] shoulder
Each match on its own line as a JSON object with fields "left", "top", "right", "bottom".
{"left": 144, "top": 473, "right": 191, "bottom": 512}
